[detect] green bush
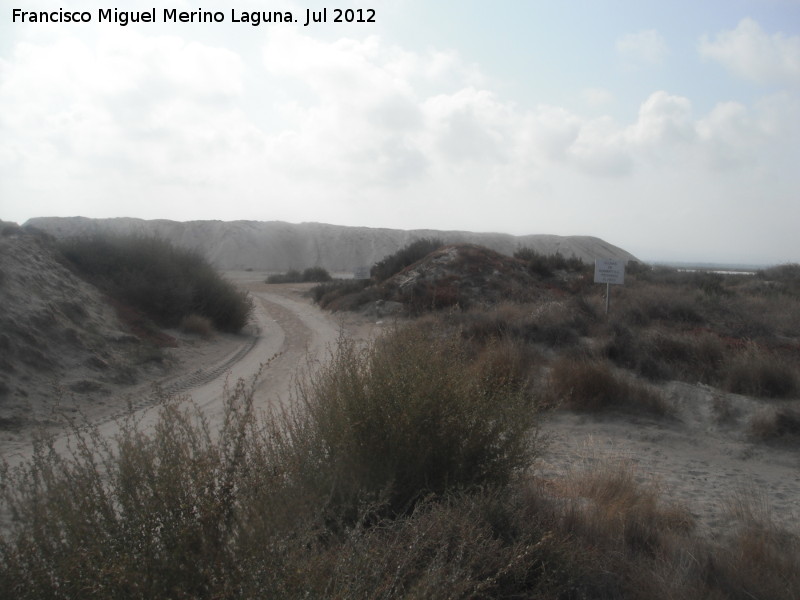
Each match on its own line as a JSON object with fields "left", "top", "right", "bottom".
{"left": 370, "top": 238, "right": 444, "bottom": 282}
{"left": 281, "top": 325, "right": 540, "bottom": 518}
{"left": 57, "top": 234, "right": 252, "bottom": 332}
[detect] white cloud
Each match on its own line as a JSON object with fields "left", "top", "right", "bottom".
{"left": 699, "top": 18, "right": 800, "bottom": 86}
{"left": 616, "top": 30, "right": 668, "bottom": 67}
{"left": 1, "top": 24, "right": 798, "bottom": 262}
{"left": 627, "top": 91, "right": 695, "bottom": 147}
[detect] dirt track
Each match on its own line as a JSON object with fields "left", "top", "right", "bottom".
{"left": 0, "top": 276, "right": 367, "bottom": 470}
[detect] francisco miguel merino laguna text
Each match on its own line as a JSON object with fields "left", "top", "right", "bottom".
{"left": 11, "top": 7, "right": 376, "bottom": 27}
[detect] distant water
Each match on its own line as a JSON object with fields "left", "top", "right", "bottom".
{"left": 650, "top": 261, "right": 769, "bottom": 275}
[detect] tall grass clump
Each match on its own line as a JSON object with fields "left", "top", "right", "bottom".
{"left": 278, "top": 325, "right": 540, "bottom": 519}
{"left": 724, "top": 345, "right": 799, "bottom": 398}
{"left": 58, "top": 234, "right": 252, "bottom": 332}
{"left": 370, "top": 238, "right": 444, "bottom": 282}
{"left": 547, "top": 357, "right": 672, "bottom": 416}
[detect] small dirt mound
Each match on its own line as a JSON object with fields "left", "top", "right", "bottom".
{"left": 382, "top": 244, "right": 543, "bottom": 312}
{"left": 314, "top": 244, "right": 580, "bottom": 315}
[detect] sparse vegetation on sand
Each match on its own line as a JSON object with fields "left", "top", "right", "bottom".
{"left": 365, "top": 249, "right": 800, "bottom": 403}
{"left": 3, "top": 325, "right": 799, "bottom": 599}
{"left": 57, "top": 234, "right": 252, "bottom": 333}
{"left": 313, "top": 242, "right": 553, "bottom": 313}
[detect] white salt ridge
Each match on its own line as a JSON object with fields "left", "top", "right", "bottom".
{"left": 25, "top": 217, "right": 638, "bottom": 272}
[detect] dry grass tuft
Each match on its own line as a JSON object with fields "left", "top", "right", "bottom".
{"left": 554, "top": 457, "right": 695, "bottom": 559}
{"left": 724, "top": 345, "right": 799, "bottom": 399}
{"left": 547, "top": 356, "right": 673, "bottom": 416}
{"left": 748, "top": 407, "right": 800, "bottom": 442}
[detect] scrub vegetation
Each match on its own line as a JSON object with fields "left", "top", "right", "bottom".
{"left": 57, "top": 234, "right": 253, "bottom": 333}
{"left": 2, "top": 239, "right": 799, "bottom": 598}
{"left": 2, "top": 323, "right": 798, "bottom": 599}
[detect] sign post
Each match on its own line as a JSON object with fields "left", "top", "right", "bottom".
{"left": 594, "top": 259, "right": 625, "bottom": 315}
{"left": 353, "top": 266, "right": 370, "bottom": 280}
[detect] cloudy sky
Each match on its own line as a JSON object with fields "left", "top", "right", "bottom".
{"left": 1, "top": 1, "right": 798, "bottom": 264}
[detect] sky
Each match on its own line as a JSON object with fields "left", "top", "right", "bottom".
{"left": 1, "top": 1, "right": 799, "bottom": 264}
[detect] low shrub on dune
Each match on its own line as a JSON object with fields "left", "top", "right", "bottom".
{"left": 57, "top": 234, "right": 252, "bottom": 333}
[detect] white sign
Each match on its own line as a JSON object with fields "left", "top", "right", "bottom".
{"left": 594, "top": 259, "right": 625, "bottom": 285}
{"left": 353, "top": 266, "right": 370, "bottom": 279}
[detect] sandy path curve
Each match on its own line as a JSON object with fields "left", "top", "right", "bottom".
{"left": 0, "top": 281, "right": 343, "bottom": 470}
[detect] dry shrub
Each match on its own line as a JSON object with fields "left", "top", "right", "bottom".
{"left": 548, "top": 357, "right": 672, "bottom": 416}
{"left": 3, "top": 380, "right": 798, "bottom": 599}
{"left": 290, "top": 490, "right": 587, "bottom": 599}
{"left": 57, "top": 234, "right": 252, "bottom": 332}
{"left": 556, "top": 457, "right": 694, "bottom": 558}
{"left": 0, "top": 379, "right": 266, "bottom": 600}
{"left": 279, "top": 324, "right": 541, "bottom": 519}
{"left": 748, "top": 407, "right": 800, "bottom": 442}
{"left": 724, "top": 345, "right": 799, "bottom": 398}
{"left": 518, "top": 299, "right": 590, "bottom": 348}
{"left": 614, "top": 284, "right": 707, "bottom": 327}
{"left": 470, "top": 335, "right": 542, "bottom": 395}
{"left": 455, "top": 302, "right": 530, "bottom": 342}
{"left": 606, "top": 325, "right": 726, "bottom": 384}
{"left": 311, "top": 279, "right": 378, "bottom": 311}
{"left": 698, "top": 489, "right": 800, "bottom": 600}
{"left": 455, "top": 299, "right": 594, "bottom": 349}
{"left": 180, "top": 313, "right": 214, "bottom": 338}
{"left": 538, "top": 460, "right": 800, "bottom": 600}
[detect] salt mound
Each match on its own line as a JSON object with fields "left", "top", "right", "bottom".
{"left": 26, "top": 217, "right": 638, "bottom": 273}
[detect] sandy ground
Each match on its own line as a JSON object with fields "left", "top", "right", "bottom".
{"left": 537, "top": 382, "right": 800, "bottom": 538}
{"left": 2, "top": 273, "right": 797, "bottom": 539}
